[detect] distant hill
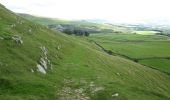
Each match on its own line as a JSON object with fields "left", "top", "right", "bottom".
{"left": 18, "top": 13, "right": 133, "bottom": 34}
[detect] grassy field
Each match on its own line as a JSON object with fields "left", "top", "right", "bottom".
{"left": 89, "top": 33, "right": 170, "bottom": 73}
{"left": 133, "top": 31, "right": 161, "bottom": 35}
{"left": 139, "top": 59, "right": 170, "bottom": 73}
{"left": 90, "top": 33, "right": 170, "bottom": 42}
{"left": 100, "top": 41, "right": 170, "bottom": 58}
{"left": 0, "top": 4, "right": 170, "bottom": 100}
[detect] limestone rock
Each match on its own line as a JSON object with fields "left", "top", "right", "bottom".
{"left": 37, "top": 64, "right": 46, "bottom": 74}
{"left": 112, "top": 93, "right": 119, "bottom": 97}
{"left": 12, "top": 35, "right": 23, "bottom": 44}
{"left": 36, "top": 46, "right": 52, "bottom": 74}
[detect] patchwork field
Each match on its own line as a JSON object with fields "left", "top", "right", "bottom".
{"left": 140, "top": 59, "right": 170, "bottom": 73}
{"left": 89, "top": 33, "right": 170, "bottom": 73}
{"left": 133, "top": 31, "right": 161, "bottom": 35}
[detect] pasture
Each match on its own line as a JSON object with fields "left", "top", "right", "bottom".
{"left": 133, "top": 31, "right": 160, "bottom": 35}
{"left": 89, "top": 33, "right": 170, "bottom": 73}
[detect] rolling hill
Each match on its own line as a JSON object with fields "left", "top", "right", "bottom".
{"left": 0, "top": 4, "right": 170, "bottom": 100}
{"left": 18, "top": 13, "right": 133, "bottom": 34}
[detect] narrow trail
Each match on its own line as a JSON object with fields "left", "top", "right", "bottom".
{"left": 91, "top": 40, "right": 170, "bottom": 76}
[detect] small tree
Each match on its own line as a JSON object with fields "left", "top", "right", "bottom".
{"left": 63, "top": 29, "right": 72, "bottom": 35}
{"left": 84, "top": 31, "right": 90, "bottom": 36}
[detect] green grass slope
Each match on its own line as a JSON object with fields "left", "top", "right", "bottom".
{"left": 0, "top": 4, "right": 170, "bottom": 100}
{"left": 17, "top": 13, "right": 70, "bottom": 25}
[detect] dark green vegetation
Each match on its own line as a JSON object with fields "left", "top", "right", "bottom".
{"left": 63, "top": 28, "right": 90, "bottom": 36}
{"left": 0, "top": 4, "right": 170, "bottom": 100}
{"left": 89, "top": 33, "right": 170, "bottom": 74}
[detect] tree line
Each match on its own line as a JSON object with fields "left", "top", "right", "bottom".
{"left": 63, "top": 29, "right": 90, "bottom": 36}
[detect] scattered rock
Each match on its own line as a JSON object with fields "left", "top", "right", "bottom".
{"left": 64, "top": 79, "right": 75, "bottom": 85}
{"left": 0, "top": 37, "right": 4, "bottom": 40}
{"left": 75, "top": 88, "right": 84, "bottom": 94}
{"left": 40, "top": 46, "right": 48, "bottom": 56}
{"left": 116, "top": 73, "right": 120, "bottom": 76}
{"left": 31, "top": 69, "right": 34, "bottom": 73}
{"left": 58, "top": 79, "right": 106, "bottom": 100}
{"left": 58, "top": 87, "right": 90, "bottom": 100}
{"left": 93, "top": 87, "right": 105, "bottom": 93}
{"left": 57, "top": 45, "right": 62, "bottom": 50}
{"left": 112, "top": 93, "right": 119, "bottom": 97}
{"left": 36, "top": 64, "right": 46, "bottom": 74}
{"left": 80, "top": 79, "right": 88, "bottom": 84}
{"left": 17, "top": 21, "right": 24, "bottom": 24}
{"left": 11, "top": 24, "right": 16, "bottom": 28}
{"left": 29, "top": 29, "right": 32, "bottom": 33}
{"left": 89, "top": 81, "right": 105, "bottom": 95}
{"left": 89, "top": 81, "right": 95, "bottom": 87}
{"left": 12, "top": 35, "right": 23, "bottom": 44}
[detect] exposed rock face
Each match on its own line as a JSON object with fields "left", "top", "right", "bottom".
{"left": 11, "top": 35, "right": 23, "bottom": 44}
{"left": 39, "top": 46, "right": 50, "bottom": 69}
{"left": 39, "top": 57, "right": 48, "bottom": 69}
{"left": 112, "top": 93, "right": 119, "bottom": 97}
{"left": 36, "top": 64, "right": 46, "bottom": 74}
{"left": 36, "top": 46, "right": 52, "bottom": 74}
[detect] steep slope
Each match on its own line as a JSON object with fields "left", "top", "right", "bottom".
{"left": 0, "top": 4, "right": 170, "bottom": 100}
{"left": 17, "top": 13, "right": 69, "bottom": 25}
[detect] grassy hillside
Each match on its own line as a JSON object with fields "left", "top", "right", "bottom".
{"left": 89, "top": 33, "right": 170, "bottom": 73}
{"left": 0, "top": 4, "right": 170, "bottom": 100}
{"left": 17, "top": 13, "right": 73, "bottom": 25}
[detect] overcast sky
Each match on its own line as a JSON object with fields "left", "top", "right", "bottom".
{"left": 0, "top": 0, "right": 170, "bottom": 23}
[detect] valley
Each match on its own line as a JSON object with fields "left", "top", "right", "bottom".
{"left": 0, "top": 3, "right": 170, "bottom": 100}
